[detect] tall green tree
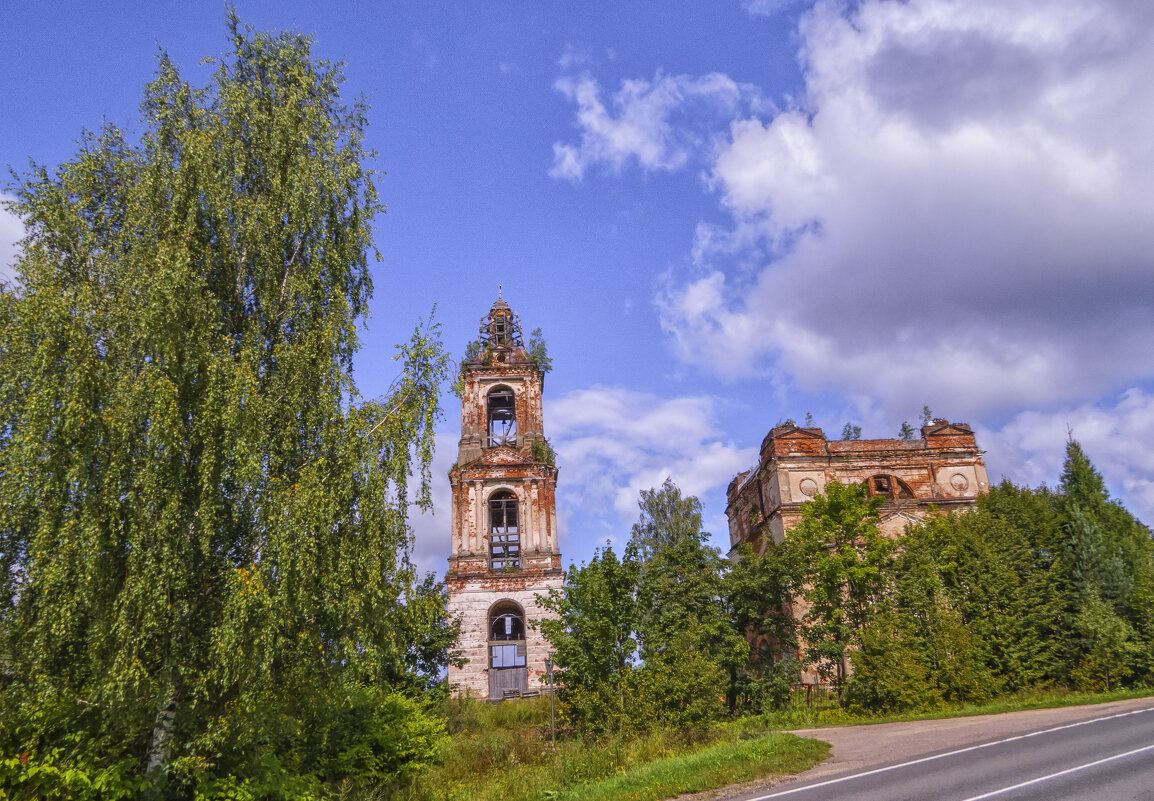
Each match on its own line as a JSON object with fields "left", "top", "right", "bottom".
{"left": 1056, "top": 440, "right": 1154, "bottom": 682}
{"left": 628, "top": 479, "right": 747, "bottom": 729}
{"left": 1070, "top": 596, "right": 1139, "bottom": 691}
{"left": 628, "top": 477, "right": 707, "bottom": 565}
{"left": 1059, "top": 441, "right": 1129, "bottom": 606}
{"left": 538, "top": 546, "right": 639, "bottom": 738}
{"left": 541, "top": 481, "right": 746, "bottom": 736}
{"left": 918, "top": 494, "right": 1066, "bottom": 688}
{"left": 0, "top": 16, "right": 451, "bottom": 793}
{"left": 723, "top": 542, "right": 803, "bottom": 713}
{"left": 847, "top": 469, "right": 1152, "bottom": 708}
{"left": 789, "top": 480, "right": 890, "bottom": 699}
{"left": 847, "top": 515, "right": 1001, "bottom": 713}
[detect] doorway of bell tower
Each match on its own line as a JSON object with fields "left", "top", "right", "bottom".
{"left": 488, "top": 603, "right": 528, "bottom": 699}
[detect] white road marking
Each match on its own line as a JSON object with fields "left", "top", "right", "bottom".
{"left": 746, "top": 706, "right": 1154, "bottom": 800}
{"left": 958, "top": 742, "right": 1154, "bottom": 800}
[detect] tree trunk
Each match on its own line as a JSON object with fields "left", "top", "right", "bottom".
{"left": 146, "top": 679, "right": 178, "bottom": 774}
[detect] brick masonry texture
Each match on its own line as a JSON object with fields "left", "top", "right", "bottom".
{"left": 726, "top": 421, "right": 990, "bottom": 554}
{"left": 725, "top": 421, "right": 990, "bottom": 684}
{"left": 445, "top": 298, "right": 562, "bottom": 699}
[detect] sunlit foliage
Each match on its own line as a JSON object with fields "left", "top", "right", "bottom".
{"left": 0, "top": 15, "right": 452, "bottom": 796}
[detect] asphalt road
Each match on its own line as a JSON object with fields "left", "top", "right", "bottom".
{"left": 726, "top": 699, "right": 1154, "bottom": 801}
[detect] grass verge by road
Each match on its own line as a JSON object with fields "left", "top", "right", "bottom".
{"left": 395, "top": 687, "right": 1153, "bottom": 801}
{"left": 546, "top": 733, "right": 828, "bottom": 801}
{"left": 395, "top": 700, "right": 828, "bottom": 801}
{"left": 761, "top": 685, "right": 1154, "bottom": 730}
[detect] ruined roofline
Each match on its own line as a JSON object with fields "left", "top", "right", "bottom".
{"left": 824, "top": 438, "right": 973, "bottom": 453}
{"left": 733, "top": 466, "right": 758, "bottom": 495}
{"left": 760, "top": 421, "right": 977, "bottom": 455}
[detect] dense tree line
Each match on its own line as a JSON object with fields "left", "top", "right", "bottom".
{"left": 848, "top": 441, "right": 1154, "bottom": 712}
{"left": 542, "top": 442, "right": 1154, "bottom": 737}
{"left": 3, "top": 13, "right": 1150, "bottom": 796}
{"left": 1, "top": 17, "right": 453, "bottom": 799}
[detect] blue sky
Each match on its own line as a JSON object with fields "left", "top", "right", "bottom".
{"left": 3, "top": 0, "right": 1154, "bottom": 576}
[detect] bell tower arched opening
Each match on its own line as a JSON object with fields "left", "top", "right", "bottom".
{"left": 488, "top": 601, "right": 528, "bottom": 698}
{"left": 489, "top": 489, "right": 520, "bottom": 569}
{"left": 487, "top": 386, "right": 517, "bottom": 447}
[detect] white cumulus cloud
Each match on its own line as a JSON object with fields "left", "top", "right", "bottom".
{"left": 546, "top": 386, "right": 755, "bottom": 532}
{"left": 654, "top": 0, "right": 1154, "bottom": 414}
{"left": 981, "top": 387, "right": 1154, "bottom": 526}
{"left": 406, "top": 430, "right": 458, "bottom": 577}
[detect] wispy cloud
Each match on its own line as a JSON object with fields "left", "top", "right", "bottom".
{"left": 549, "top": 71, "right": 766, "bottom": 181}
{"left": 741, "top": 0, "right": 809, "bottom": 17}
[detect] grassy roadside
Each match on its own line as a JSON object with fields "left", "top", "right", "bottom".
{"left": 761, "top": 685, "right": 1154, "bottom": 730}
{"left": 394, "top": 700, "right": 828, "bottom": 801}
{"left": 393, "top": 687, "right": 1153, "bottom": 801}
{"left": 546, "top": 733, "right": 828, "bottom": 801}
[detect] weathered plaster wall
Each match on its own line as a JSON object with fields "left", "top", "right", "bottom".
{"left": 727, "top": 422, "right": 989, "bottom": 553}
{"left": 445, "top": 571, "right": 564, "bottom": 698}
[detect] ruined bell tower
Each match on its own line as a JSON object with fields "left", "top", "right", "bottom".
{"left": 446, "top": 293, "right": 563, "bottom": 699}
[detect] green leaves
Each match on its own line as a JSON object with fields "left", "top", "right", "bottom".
{"left": 842, "top": 446, "right": 1154, "bottom": 713}
{"left": 542, "top": 480, "right": 749, "bottom": 736}
{"left": 787, "top": 481, "right": 890, "bottom": 696}
{"left": 527, "top": 327, "right": 552, "bottom": 374}
{"left": 1, "top": 16, "right": 449, "bottom": 794}
{"left": 539, "top": 546, "right": 640, "bottom": 738}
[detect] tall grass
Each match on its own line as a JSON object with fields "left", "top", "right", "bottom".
{"left": 391, "top": 698, "right": 826, "bottom": 801}
{"left": 387, "top": 686, "right": 1154, "bottom": 801}
{"left": 546, "top": 733, "right": 828, "bottom": 801}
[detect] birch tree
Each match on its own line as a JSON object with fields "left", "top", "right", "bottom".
{"left": 0, "top": 15, "right": 451, "bottom": 792}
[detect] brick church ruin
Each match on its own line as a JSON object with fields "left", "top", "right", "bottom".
{"left": 446, "top": 294, "right": 562, "bottom": 699}
{"left": 442, "top": 295, "right": 993, "bottom": 697}
{"left": 726, "top": 422, "right": 990, "bottom": 555}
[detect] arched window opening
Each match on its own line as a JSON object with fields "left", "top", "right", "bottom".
{"left": 491, "top": 314, "right": 510, "bottom": 346}
{"left": 864, "top": 474, "right": 915, "bottom": 501}
{"left": 490, "top": 613, "right": 525, "bottom": 641}
{"left": 488, "top": 602, "right": 526, "bottom": 670}
{"left": 489, "top": 490, "right": 520, "bottom": 569}
{"left": 487, "top": 387, "right": 517, "bottom": 447}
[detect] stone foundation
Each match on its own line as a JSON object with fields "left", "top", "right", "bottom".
{"left": 446, "top": 569, "right": 564, "bottom": 698}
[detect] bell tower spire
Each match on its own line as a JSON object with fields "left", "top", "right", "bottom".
{"left": 446, "top": 293, "right": 562, "bottom": 699}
